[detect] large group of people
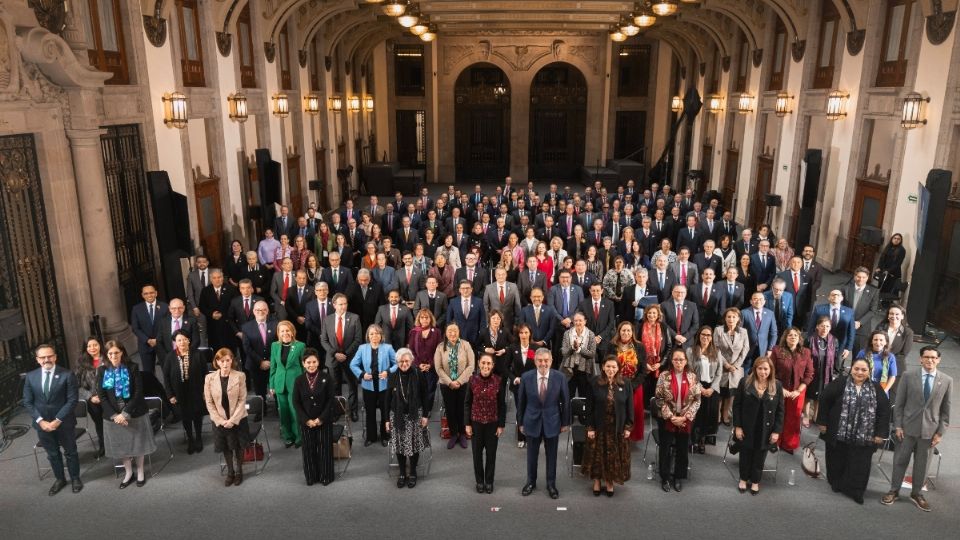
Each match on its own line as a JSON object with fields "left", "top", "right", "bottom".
{"left": 23, "top": 178, "right": 951, "bottom": 511}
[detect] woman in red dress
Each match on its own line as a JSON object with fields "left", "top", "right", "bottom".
{"left": 770, "top": 327, "right": 813, "bottom": 453}
{"left": 534, "top": 241, "right": 554, "bottom": 289}
{"left": 612, "top": 321, "right": 645, "bottom": 441}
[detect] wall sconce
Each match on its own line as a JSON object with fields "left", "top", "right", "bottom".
{"left": 272, "top": 93, "right": 290, "bottom": 118}
{"left": 736, "top": 93, "right": 755, "bottom": 114}
{"left": 706, "top": 94, "right": 724, "bottom": 113}
{"left": 329, "top": 95, "right": 343, "bottom": 113}
{"left": 227, "top": 93, "right": 248, "bottom": 123}
{"left": 347, "top": 95, "right": 361, "bottom": 113}
{"left": 363, "top": 96, "right": 375, "bottom": 112}
{"left": 901, "top": 92, "right": 929, "bottom": 129}
{"left": 304, "top": 94, "right": 321, "bottom": 115}
{"left": 671, "top": 95, "right": 683, "bottom": 113}
{"left": 609, "top": 26, "right": 627, "bottom": 42}
{"left": 651, "top": 1, "right": 678, "bottom": 16}
{"left": 419, "top": 24, "right": 437, "bottom": 42}
{"left": 825, "top": 90, "right": 848, "bottom": 120}
{"left": 162, "top": 92, "right": 188, "bottom": 129}
{"left": 382, "top": 0, "right": 406, "bottom": 16}
{"left": 774, "top": 92, "right": 793, "bottom": 117}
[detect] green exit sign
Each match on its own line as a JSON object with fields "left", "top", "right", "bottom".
{"left": 907, "top": 194, "right": 918, "bottom": 203}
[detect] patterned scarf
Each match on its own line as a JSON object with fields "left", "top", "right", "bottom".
{"left": 642, "top": 322, "right": 662, "bottom": 377}
{"left": 179, "top": 354, "right": 190, "bottom": 382}
{"left": 446, "top": 340, "right": 461, "bottom": 380}
{"left": 836, "top": 378, "right": 878, "bottom": 447}
{"left": 102, "top": 365, "right": 130, "bottom": 399}
{"left": 867, "top": 351, "right": 892, "bottom": 384}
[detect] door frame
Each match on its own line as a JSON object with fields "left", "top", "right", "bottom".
{"left": 194, "top": 172, "right": 224, "bottom": 267}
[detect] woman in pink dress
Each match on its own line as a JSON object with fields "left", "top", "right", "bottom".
{"left": 534, "top": 241, "right": 554, "bottom": 290}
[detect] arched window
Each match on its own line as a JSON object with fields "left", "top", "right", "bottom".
{"left": 768, "top": 17, "right": 787, "bottom": 91}
{"left": 279, "top": 21, "right": 291, "bottom": 90}
{"left": 813, "top": 0, "right": 840, "bottom": 89}
{"left": 238, "top": 3, "right": 256, "bottom": 88}
{"left": 84, "top": 0, "right": 129, "bottom": 84}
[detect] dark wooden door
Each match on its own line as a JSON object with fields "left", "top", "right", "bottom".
{"left": 722, "top": 148, "right": 739, "bottom": 213}
{"left": 286, "top": 153, "right": 303, "bottom": 216}
{"left": 931, "top": 200, "right": 960, "bottom": 334}
{"left": 751, "top": 154, "right": 774, "bottom": 231}
{"left": 529, "top": 63, "right": 587, "bottom": 180}
{"left": 845, "top": 172, "right": 889, "bottom": 272}
{"left": 0, "top": 134, "right": 67, "bottom": 414}
{"left": 396, "top": 109, "right": 425, "bottom": 168}
{"left": 100, "top": 124, "right": 158, "bottom": 317}
{"left": 194, "top": 176, "right": 224, "bottom": 267}
{"left": 614, "top": 110, "right": 646, "bottom": 159}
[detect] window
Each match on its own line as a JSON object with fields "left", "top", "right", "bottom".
{"left": 310, "top": 36, "right": 321, "bottom": 91}
{"left": 736, "top": 37, "right": 749, "bottom": 92}
{"left": 876, "top": 0, "right": 914, "bottom": 87}
{"left": 768, "top": 17, "right": 787, "bottom": 91}
{"left": 708, "top": 49, "right": 720, "bottom": 93}
{"left": 176, "top": 0, "right": 205, "bottom": 87}
{"left": 813, "top": 0, "right": 840, "bottom": 89}
{"left": 84, "top": 0, "right": 129, "bottom": 84}
{"left": 237, "top": 4, "right": 256, "bottom": 88}
{"left": 279, "top": 22, "right": 291, "bottom": 90}
{"left": 394, "top": 44, "right": 425, "bottom": 96}
{"left": 617, "top": 45, "right": 651, "bottom": 97}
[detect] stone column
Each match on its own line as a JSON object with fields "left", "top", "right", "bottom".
{"left": 65, "top": 128, "right": 136, "bottom": 350}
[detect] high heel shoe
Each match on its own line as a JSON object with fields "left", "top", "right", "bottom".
{"left": 737, "top": 483, "right": 747, "bottom": 494}
{"left": 119, "top": 477, "right": 135, "bottom": 489}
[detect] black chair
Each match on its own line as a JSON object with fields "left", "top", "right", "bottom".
{"left": 564, "top": 397, "right": 588, "bottom": 476}
{"left": 33, "top": 399, "right": 98, "bottom": 480}
{"left": 244, "top": 395, "right": 272, "bottom": 475}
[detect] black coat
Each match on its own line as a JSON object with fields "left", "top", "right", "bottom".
{"left": 816, "top": 376, "right": 891, "bottom": 443}
{"left": 585, "top": 378, "right": 635, "bottom": 434}
{"left": 732, "top": 379, "right": 785, "bottom": 448}
{"left": 96, "top": 363, "right": 147, "bottom": 419}
{"left": 507, "top": 344, "right": 538, "bottom": 389}
{"left": 163, "top": 349, "right": 209, "bottom": 417}
{"left": 292, "top": 371, "right": 338, "bottom": 426}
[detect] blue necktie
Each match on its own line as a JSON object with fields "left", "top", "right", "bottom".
{"left": 924, "top": 374, "right": 932, "bottom": 402}
{"left": 563, "top": 288, "right": 569, "bottom": 317}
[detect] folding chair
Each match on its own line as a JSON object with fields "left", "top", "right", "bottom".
{"left": 720, "top": 428, "right": 780, "bottom": 482}
{"left": 564, "top": 397, "right": 587, "bottom": 477}
{"left": 875, "top": 436, "right": 942, "bottom": 490}
{"left": 242, "top": 395, "right": 272, "bottom": 475}
{"left": 642, "top": 397, "right": 692, "bottom": 478}
{"left": 334, "top": 396, "right": 354, "bottom": 478}
{"left": 33, "top": 399, "right": 99, "bottom": 480}
{"left": 387, "top": 426, "right": 433, "bottom": 478}
{"left": 114, "top": 397, "right": 174, "bottom": 478}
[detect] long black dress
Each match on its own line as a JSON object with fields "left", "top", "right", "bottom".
{"left": 164, "top": 348, "right": 208, "bottom": 445}
{"left": 292, "top": 370, "right": 337, "bottom": 485}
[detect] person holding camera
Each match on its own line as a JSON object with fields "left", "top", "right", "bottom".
{"left": 731, "top": 356, "right": 784, "bottom": 495}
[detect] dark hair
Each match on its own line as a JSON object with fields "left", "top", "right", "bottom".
{"left": 866, "top": 330, "right": 891, "bottom": 356}
{"left": 76, "top": 336, "right": 103, "bottom": 375}
{"left": 691, "top": 325, "right": 718, "bottom": 362}
{"left": 598, "top": 355, "right": 625, "bottom": 386}
{"left": 302, "top": 348, "right": 321, "bottom": 365}
{"left": 919, "top": 345, "right": 941, "bottom": 358}
{"left": 171, "top": 329, "right": 192, "bottom": 344}
{"left": 213, "top": 348, "right": 239, "bottom": 370}
{"left": 103, "top": 340, "right": 136, "bottom": 370}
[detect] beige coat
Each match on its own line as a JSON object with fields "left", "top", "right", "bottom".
{"left": 434, "top": 340, "right": 475, "bottom": 386}
{"left": 204, "top": 371, "right": 248, "bottom": 426}
{"left": 714, "top": 326, "right": 750, "bottom": 389}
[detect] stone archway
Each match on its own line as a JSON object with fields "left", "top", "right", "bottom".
{"left": 454, "top": 63, "right": 511, "bottom": 181}
{"left": 528, "top": 62, "right": 587, "bottom": 181}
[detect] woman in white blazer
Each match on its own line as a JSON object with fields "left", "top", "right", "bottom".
{"left": 714, "top": 307, "right": 750, "bottom": 425}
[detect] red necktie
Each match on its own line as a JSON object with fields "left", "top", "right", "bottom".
{"left": 499, "top": 286, "right": 505, "bottom": 303}
{"left": 755, "top": 311, "right": 762, "bottom": 330}
{"left": 244, "top": 298, "right": 250, "bottom": 316}
{"left": 407, "top": 268, "right": 412, "bottom": 283}
{"left": 676, "top": 305, "right": 682, "bottom": 332}
{"left": 681, "top": 264, "right": 687, "bottom": 285}
{"left": 336, "top": 316, "right": 344, "bottom": 347}
{"left": 793, "top": 272, "right": 800, "bottom": 293}
{"left": 703, "top": 287, "right": 709, "bottom": 305}
{"left": 391, "top": 306, "right": 397, "bottom": 327}
{"left": 282, "top": 273, "right": 290, "bottom": 300}
{"left": 594, "top": 302, "right": 600, "bottom": 320}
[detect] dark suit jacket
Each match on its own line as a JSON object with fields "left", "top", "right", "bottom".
{"left": 778, "top": 269, "right": 813, "bottom": 316}
{"left": 841, "top": 284, "right": 880, "bottom": 339}
{"left": 741, "top": 307, "right": 779, "bottom": 358}
{"left": 241, "top": 265, "right": 270, "bottom": 296}
{"left": 375, "top": 304, "right": 415, "bottom": 350}
{"left": 382, "top": 213, "right": 402, "bottom": 237}
{"left": 321, "top": 265, "right": 355, "bottom": 296}
{"left": 660, "top": 299, "right": 700, "bottom": 345}
{"left": 285, "top": 285, "right": 315, "bottom": 334}
{"left": 693, "top": 282, "right": 724, "bottom": 328}
{"left": 413, "top": 290, "right": 448, "bottom": 327}
{"left": 395, "top": 227, "right": 421, "bottom": 253}
{"left": 293, "top": 371, "right": 338, "bottom": 426}
{"left": 320, "top": 312, "right": 363, "bottom": 369}
{"left": 717, "top": 281, "right": 747, "bottom": 311}
{"left": 749, "top": 253, "right": 778, "bottom": 288}
{"left": 447, "top": 295, "right": 486, "bottom": 348}
{"left": 96, "top": 364, "right": 147, "bottom": 419}
{"left": 571, "top": 272, "right": 597, "bottom": 295}
{"left": 454, "top": 266, "right": 489, "bottom": 293}
{"left": 735, "top": 239, "right": 759, "bottom": 259}
{"left": 131, "top": 301, "right": 168, "bottom": 366}
{"left": 163, "top": 348, "right": 208, "bottom": 416}
{"left": 23, "top": 366, "right": 78, "bottom": 427}
{"left": 585, "top": 378, "right": 634, "bottom": 434}
{"left": 692, "top": 252, "right": 723, "bottom": 277}
{"left": 241, "top": 317, "right": 278, "bottom": 371}
{"left": 807, "top": 304, "right": 856, "bottom": 353}
{"left": 547, "top": 284, "right": 584, "bottom": 321}
{"left": 198, "top": 284, "right": 237, "bottom": 350}
{"left": 649, "top": 269, "right": 677, "bottom": 302}
{"left": 817, "top": 377, "right": 890, "bottom": 442}
{"left": 348, "top": 282, "right": 384, "bottom": 329}
{"left": 273, "top": 216, "right": 296, "bottom": 238}
{"left": 304, "top": 298, "right": 334, "bottom": 351}
{"left": 577, "top": 298, "right": 617, "bottom": 344}
{"left": 518, "top": 369, "right": 570, "bottom": 438}
{"left": 156, "top": 315, "right": 200, "bottom": 365}
{"left": 519, "top": 304, "right": 558, "bottom": 346}
{"left": 227, "top": 295, "right": 264, "bottom": 336}
{"left": 676, "top": 226, "right": 704, "bottom": 254}
{"left": 397, "top": 266, "right": 424, "bottom": 302}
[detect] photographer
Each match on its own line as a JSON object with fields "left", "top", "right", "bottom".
{"left": 731, "top": 356, "right": 784, "bottom": 495}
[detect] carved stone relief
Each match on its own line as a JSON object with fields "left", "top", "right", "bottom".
{"left": 791, "top": 39, "right": 805, "bottom": 62}
{"left": 264, "top": 42, "right": 276, "bottom": 63}
{"left": 216, "top": 32, "right": 232, "bottom": 57}
{"left": 0, "top": 21, "right": 12, "bottom": 92}
{"left": 926, "top": 1, "right": 955, "bottom": 46}
{"left": 298, "top": 49, "right": 308, "bottom": 68}
{"left": 752, "top": 48, "right": 763, "bottom": 68}
{"left": 442, "top": 39, "right": 598, "bottom": 75}
{"left": 846, "top": 29, "right": 865, "bottom": 56}
{"left": 143, "top": 2, "right": 167, "bottom": 48}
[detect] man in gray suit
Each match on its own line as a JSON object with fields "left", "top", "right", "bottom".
{"left": 841, "top": 267, "right": 879, "bottom": 353}
{"left": 413, "top": 275, "right": 448, "bottom": 326}
{"left": 483, "top": 267, "right": 521, "bottom": 330}
{"left": 881, "top": 346, "right": 952, "bottom": 512}
{"left": 320, "top": 293, "right": 362, "bottom": 421}
{"left": 185, "top": 255, "right": 210, "bottom": 317}
{"left": 397, "top": 252, "right": 424, "bottom": 305}
{"left": 270, "top": 257, "right": 296, "bottom": 321}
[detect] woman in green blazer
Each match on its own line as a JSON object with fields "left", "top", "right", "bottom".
{"left": 270, "top": 320, "right": 306, "bottom": 447}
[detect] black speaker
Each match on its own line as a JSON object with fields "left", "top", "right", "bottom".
{"left": 795, "top": 149, "right": 823, "bottom": 249}
{"left": 765, "top": 194, "right": 782, "bottom": 207}
{"left": 859, "top": 226, "right": 883, "bottom": 246}
{"left": 0, "top": 309, "right": 25, "bottom": 340}
{"left": 907, "top": 169, "right": 952, "bottom": 331}
{"left": 308, "top": 180, "right": 322, "bottom": 191}
{"left": 147, "top": 170, "right": 191, "bottom": 300}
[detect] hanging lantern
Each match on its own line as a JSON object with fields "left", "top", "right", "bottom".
{"left": 736, "top": 93, "right": 755, "bottom": 114}
{"left": 162, "top": 92, "right": 188, "bottom": 128}
{"left": 227, "top": 92, "right": 248, "bottom": 123}
{"left": 304, "top": 94, "right": 321, "bottom": 115}
{"left": 419, "top": 25, "right": 437, "bottom": 42}
{"left": 610, "top": 26, "right": 627, "bottom": 42}
{"left": 382, "top": 0, "right": 406, "bottom": 17}
{"left": 328, "top": 95, "right": 343, "bottom": 113}
{"left": 651, "top": 1, "right": 678, "bottom": 16}
{"left": 705, "top": 94, "right": 724, "bottom": 113}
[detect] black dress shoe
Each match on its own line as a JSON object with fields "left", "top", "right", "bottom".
{"left": 661, "top": 480, "right": 671, "bottom": 493}
{"left": 97, "top": 447, "right": 105, "bottom": 458}
{"left": 294, "top": 442, "right": 301, "bottom": 449}
{"left": 750, "top": 488, "right": 759, "bottom": 496}
{"left": 485, "top": 484, "right": 493, "bottom": 494}
{"left": 320, "top": 479, "right": 332, "bottom": 486}
{"left": 284, "top": 441, "right": 295, "bottom": 448}
{"left": 71, "top": 478, "right": 84, "bottom": 493}
{"left": 593, "top": 488, "right": 601, "bottom": 497}
{"left": 672, "top": 479, "right": 683, "bottom": 492}
{"left": 737, "top": 484, "right": 747, "bottom": 494}
{"left": 407, "top": 475, "right": 417, "bottom": 488}
{"left": 521, "top": 483, "right": 536, "bottom": 496}
{"left": 306, "top": 479, "right": 315, "bottom": 486}
{"left": 186, "top": 444, "right": 195, "bottom": 455}
{"left": 547, "top": 485, "right": 559, "bottom": 499}
{"left": 119, "top": 477, "right": 135, "bottom": 489}
{"left": 364, "top": 440, "right": 374, "bottom": 447}
{"left": 604, "top": 489, "right": 614, "bottom": 498}
{"left": 195, "top": 441, "right": 203, "bottom": 453}
{"left": 48, "top": 479, "right": 68, "bottom": 496}
{"left": 476, "top": 483, "right": 485, "bottom": 493}
{"left": 397, "top": 475, "right": 407, "bottom": 488}
{"left": 136, "top": 477, "right": 147, "bottom": 487}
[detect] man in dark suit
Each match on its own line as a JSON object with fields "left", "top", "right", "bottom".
{"left": 198, "top": 269, "right": 237, "bottom": 352}
{"left": 718, "top": 267, "right": 747, "bottom": 311}
{"left": 396, "top": 215, "right": 420, "bottom": 253}
{"left": 339, "top": 199, "right": 359, "bottom": 226}
{"left": 320, "top": 293, "right": 363, "bottom": 421}
{"left": 661, "top": 284, "right": 700, "bottom": 349}
{"left": 693, "top": 268, "right": 724, "bottom": 328}
{"left": 454, "top": 252, "right": 488, "bottom": 293}
{"left": 735, "top": 228, "right": 759, "bottom": 260}
{"left": 155, "top": 298, "right": 200, "bottom": 372}
{"left": 807, "top": 290, "right": 857, "bottom": 361}
{"left": 571, "top": 260, "right": 597, "bottom": 295}
{"left": 692, "top": 239, "right": 724, "bottom": 276}
{"left": 676, "top": 215, "right": 704, "bottom": 254}
{"left": 637, "top": 216, "right": 660, "bottom": 256}
{"left": 241, "top": 301, "right": 277, "bottom": 400}
{"left": 577, "top": 283, "right": 617, "bottom": 360}
{"left": 546, "top": 270, "right": 584, "bottom": 362}
{"left": 130, "top": 284, "right": 167, "bottom": 375}
{"left": 800, "top": 245, "right": 824, "bottom": 300}
{"left": 304, "top": 281, "right": 334, "bottom": 355}
{"left": 519, "top": 288, "right": 558, "bottom": 349}
{"left": 284, "top": 270, "right": 315, "bottom": 338}
{"left": 518, "top": 348, "right": 570, "bottom": 499}
{"left": 413, "top": 275, "right": 448, "bottom": 326}
{"left": 269, "top": 257, "right": 296, "bottom": 321}
{"left": 649, "top": 256, "right": 676, "bottom": 302}
{"left": 375, "top": 290, "right": 415, "bottom": 350}
{"left": 227, "top": 279, "right": 263, "bottom": 345}
{"left": 23, "top": 344, "right": 82, "bottom": 495}
{"left": 321, "top": 252, "right": 355, "bottom": 295}
{"left": 741, "top": 292, "right": 779, "bottom": 373}
{"left": 698, "top": 209, "right": 721, "bottom": 243}
{"left": 842, "top": 267, "right": 880, "bottom": 353}
{"left": 381, "top": 203, "right": 401, "bottom": 238}
{"left": 763, "top": 278, "right": 795, "bottom": 336}
{"left": 348, "top": 269, "right": 383, "bottom": 330}
{"left": 622, "top": 268, "right": 654, "bottom": 323}
{"left": 778, "top": 256, "right": 813, "bottom": 328}
{"left": 750, "top": 240, "right": 777, "bottom": 292}
{"left": 483, "top": 267, "right": 522, "bottom": 330}
{"left": 719, "top": 211, "right": 738, "bottom": 240}
{"left": 397, "top": 253, "right": 424, "bottom": 305}
{"left": 447, "top": 280, "right": 486, "bottom": 350}
{"left": 517, "top": 257, "right": 548, "bottom": 307}
{"left": 273, "top": 205, "right": 296, "bottom": 239}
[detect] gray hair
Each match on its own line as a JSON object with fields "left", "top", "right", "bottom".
{"left": 395, "top": 347, "right": 415, "bottom": 363}
{"left": 534, "top": 347, "right": 552, "bottom": 362}
{"left": 357, "top": 268, "right": 371, "bottom": 279}
{"left": 208, "top": 268, "right": 223, "bottom": 277}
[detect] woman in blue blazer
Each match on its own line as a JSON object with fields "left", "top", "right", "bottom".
{"left": 351, "top": 324, "right": 397, "bottom": 446}
{"left": 270, "top": 320, "right": 305, "bottom": 448}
